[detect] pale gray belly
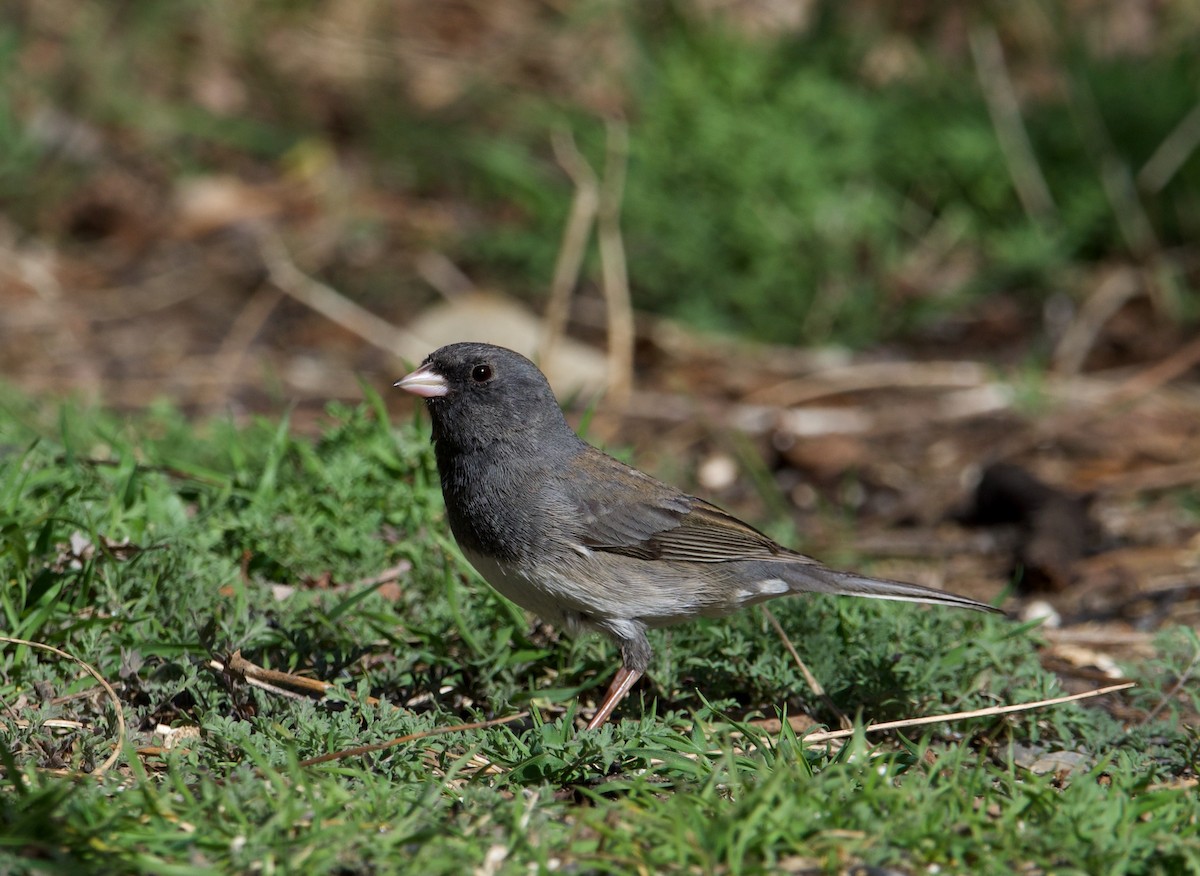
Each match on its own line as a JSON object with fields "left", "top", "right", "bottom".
{"left": 458, "top": 543, "right": 771, "bottom": 630}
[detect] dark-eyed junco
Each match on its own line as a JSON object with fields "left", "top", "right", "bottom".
{"left": 397, "top": 342, "right": 1002, "bottom": 729}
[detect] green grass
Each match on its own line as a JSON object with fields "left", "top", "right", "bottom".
{"left": 1, "top": 393, "right": 1197, "bottom": 873}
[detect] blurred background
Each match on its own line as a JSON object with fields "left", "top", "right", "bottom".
{"left": 2, "top": 0, "right": 1199, "bottom": 616}
{"left": 3, "top": 0, "right": 1197, "bottom": 403}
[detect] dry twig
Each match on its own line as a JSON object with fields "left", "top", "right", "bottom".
{"left": 415, "top": 250, "right": 474, "bottom": 302}
{"left": 744, "top": 360, "right": 993, "bottom": 407}
{"left": 0, "top": 636, "right": 126, "bottom": 776}
{"left": 1139, "top": 99, "right": 1200, "bottom": 193}
{"left": 796, "top": 682, "right": 1134, "bottom": 744}
{"left": 541, "top": 122, "right": 634, "bottom": 408}
{"left": 597, "top": 118, "right": 634, "bottom": 408}
{"left": 211, "top": 649, "right": 382, "bottom": 706}
{"left": 542, "top": 129, "right": 599, "bottom": 370}
{"left": 1103, "top": 330, "right": 1200, "bottom": 403}
{"left": 254, "top": 226, "right": 424, "bottom": 357}
{"left": 203, "top": 283, "right": 284, "bottom": 413}
{"left": 969, "top": 25, "right": 1056, "bottom": 224}
{"left": 760, "top": 605, "right": 851, "bottom": 730}
{"left": 1052, "top": 267, "right": 1142, "bottom": 375}
{"left": 998, "top": 333, "right": 1200, "bottom": 461}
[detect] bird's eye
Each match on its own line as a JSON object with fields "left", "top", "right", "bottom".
{"left": 471, "top": 364, "right": 493, "bottom": 383}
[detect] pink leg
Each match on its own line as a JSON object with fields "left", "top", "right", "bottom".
{"left": 584, "top": 666, "right": 643, "bottom": 731}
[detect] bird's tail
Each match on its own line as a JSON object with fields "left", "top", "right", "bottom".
{"left": 784, "top": 564, "right": 1003, "bottom": 614}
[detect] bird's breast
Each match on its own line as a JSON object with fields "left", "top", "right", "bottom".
{"left": 459, "top": 544, "right": 588, "bottom": 627}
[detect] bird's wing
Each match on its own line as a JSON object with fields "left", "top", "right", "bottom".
{"left": 559, "top": 447, "right": 1002, "bottom": 615}
{"left": 566, "top": 449, "right": 793, "bottom": 564}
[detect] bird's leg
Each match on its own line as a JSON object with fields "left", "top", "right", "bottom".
{"left": 584, "top": 666, "right": 642, "bottom": 731}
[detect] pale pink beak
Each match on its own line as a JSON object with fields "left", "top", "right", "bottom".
{"left": 394, "top": 363, "right": 448, "bottom": 398}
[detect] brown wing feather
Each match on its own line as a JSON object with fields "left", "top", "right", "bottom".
{"left": 629, "top": 500, "right": 790, "bottom": 562}
{"left": 568, "top": 448, "right": 795, "bottom": 564}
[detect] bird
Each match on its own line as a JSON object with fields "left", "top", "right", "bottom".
{"left": 396, "top": 342, "right": 1002, "bottom": 730}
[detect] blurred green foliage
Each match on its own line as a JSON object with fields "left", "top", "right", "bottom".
{"left": 465, "top": 12, "right": 1200, "bottom": 343}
